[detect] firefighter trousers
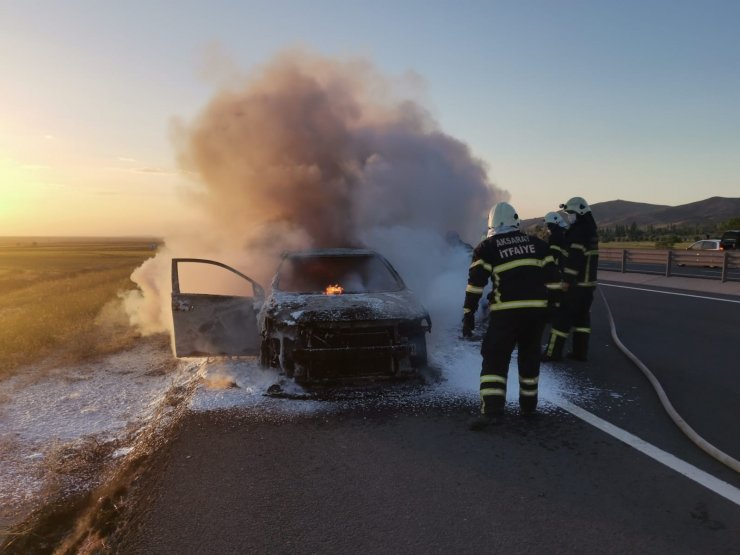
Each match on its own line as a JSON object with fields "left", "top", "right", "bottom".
{"left": 545, "top": 286, "right": 595, "bottom": 360}
{"left": 479, "top": 309, "right": 547, "bottom": 415}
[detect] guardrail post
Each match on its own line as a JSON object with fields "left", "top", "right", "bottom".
{"left": 665, "top": 250, "right": 672, "bottom": 277}
{"left": 621, "top": 249, "right": 627, "bottom": 273}
{"left": 721, "top": 251, "right": 728, "bottom": 283}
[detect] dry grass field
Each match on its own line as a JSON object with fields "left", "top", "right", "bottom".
{"left": 0, "top": 238, "right": 160, "bottom": 379}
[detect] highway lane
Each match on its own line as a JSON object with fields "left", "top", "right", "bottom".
{"left": 548, "top": 284, "right": 739, "bottom": 485}
{"left": 596, "top": 281, "right": 740, "bottom": 463}
{"left": 112, "top": 286, "right": 740, "bottom": 554}
{"left": 114, "top": 408, "right": 739, "bottom": 554}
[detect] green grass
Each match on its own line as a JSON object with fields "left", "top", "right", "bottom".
{"left": 0, "top": 239, "right": 159, "bottom": 378}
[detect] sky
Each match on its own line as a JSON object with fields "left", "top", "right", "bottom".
{"left": 1, "top": 0, "right": 739, "bottom": 236}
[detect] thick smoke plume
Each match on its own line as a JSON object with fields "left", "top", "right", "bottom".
{"left": 125, "top": 49, "right": 507, "bottom": 339}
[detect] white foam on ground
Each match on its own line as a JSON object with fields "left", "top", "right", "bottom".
{"left": 0, "top": 342, "right": 203, "bottom": 526}
{"left": 189, "top": 325, "right": 595, "bottom": 416}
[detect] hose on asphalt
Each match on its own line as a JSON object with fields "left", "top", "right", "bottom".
{"left": 598, "top": 288, "right": 740, "bottom": 474}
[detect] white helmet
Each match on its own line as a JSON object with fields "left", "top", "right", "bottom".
{"left": 488, "top": 202, "right": 520, "bottom": 230}
{"left": 544, "top": 211, "right": 568, "bottom": 228}
{"left": 559, "top": 196, "right": 591, "bottom": 215}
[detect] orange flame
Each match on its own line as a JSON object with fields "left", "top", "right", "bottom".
{"left": 324, "top": 284, "right": 344, "bottom": 295}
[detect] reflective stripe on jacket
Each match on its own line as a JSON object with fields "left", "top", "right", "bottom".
{"left": 464, "top": 231, "right": 560, "bottom": 314}
{"left": 562, "top": 214, "right": 599, "bottom": 287}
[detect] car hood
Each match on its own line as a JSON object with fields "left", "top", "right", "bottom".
{"left": 261, "top": 290, "right": 429, "bottom": 325}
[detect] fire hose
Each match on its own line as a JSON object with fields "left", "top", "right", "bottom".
{"left": 599, "top": 288, "right": 740, "bottom": 474}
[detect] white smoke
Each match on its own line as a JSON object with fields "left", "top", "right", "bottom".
{"left": 123, "top": 49, "right": 507, "bottom": 343}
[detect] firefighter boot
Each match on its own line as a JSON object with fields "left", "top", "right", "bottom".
{"left": 519, "top": 397, "right": 538, "bottom": 418}
{"left": 568, "top": 330, "right": 590, "bottom": 362}
{"left": 519, "top": 374, "right": 538, "bottom": 417}
{"left": 469, "top": 411, "right": 503, "bottom": 431}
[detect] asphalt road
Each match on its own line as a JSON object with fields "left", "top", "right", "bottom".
{"left": 114, "top": 281, "right": 740, "bottom": 554}
{"left": 598, "top": 281, "right": 740, "bottom": 462}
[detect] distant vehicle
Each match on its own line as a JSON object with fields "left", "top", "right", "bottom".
{"left": 678, "top": 240, "right": 723, "bottom": 267}
{"left": 687, "top": 239, "right": 722, "bottom": 251}
{"left": 170, "top": 249, "right": 431, "bottom": 386}
{"left": 719, "top": 230, "right": 740, "bottom": 250}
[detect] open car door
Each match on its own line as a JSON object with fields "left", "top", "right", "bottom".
{"left": 171, "top": 258, "right": 265, "bottom": 357}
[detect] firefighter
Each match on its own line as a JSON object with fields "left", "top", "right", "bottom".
{"left": 543, "top": 211, "right": 569, "bottom": 319}
{"left": 544, "top": 211, "right": 569, "bottom": 270}
{"left": 462, "top": 202, "right": 561, "bottom": 430}
{"left": 543, "top": 197, "right": 599, "bottom": 362}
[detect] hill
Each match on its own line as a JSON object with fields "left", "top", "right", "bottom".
{"left": 591, "top": 200, "right": 670, "bottom": 226}
{"left": 523, "top": 196, "right": 740, "bottom": 230}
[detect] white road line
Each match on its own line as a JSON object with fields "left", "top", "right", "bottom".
{"left": 599, "top": 282, "right": 740, "bottom": 303}
{"left": 552, "top": 399, "right": 740, "bottom": 507}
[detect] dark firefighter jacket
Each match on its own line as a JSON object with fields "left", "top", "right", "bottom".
{"left": 464, "top": 230, "right": 561, "bottom": 314}
{"left": 547, "top": 224, "right": 568, "bottom": 271}
{"left": 562, "top": 213, "right": 599, "bottom": 287}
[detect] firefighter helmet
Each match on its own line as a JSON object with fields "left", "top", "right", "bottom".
{"left": 544, "top": 211, "right": 568, "bottom": 228}
{"left": 559, "top": 196, "right": 591, "bottom": 215}
{"left": 488, "top": 202, "right": 520, "bottom": 230}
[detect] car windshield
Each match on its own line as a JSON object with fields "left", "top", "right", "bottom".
{"left": 275, "top": 254, "right": 403, "bottom": 294}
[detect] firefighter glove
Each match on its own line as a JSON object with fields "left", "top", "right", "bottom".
{"left": 462, "top": 312, "right": 475, "bottom": 338}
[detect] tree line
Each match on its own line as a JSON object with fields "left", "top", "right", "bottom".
{"left": 599, "top": 218, "right": 740, "bottom": 246}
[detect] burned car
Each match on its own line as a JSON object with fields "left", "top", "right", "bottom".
{"left": 171, "top": 249, "right": 431, "bottom": 385}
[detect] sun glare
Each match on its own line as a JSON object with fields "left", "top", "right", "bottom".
{"left": 0, "top": 157, "right": 52, "bottom": 234}
{"left": 0, "top": 158, "right": 29, "bottom": 217}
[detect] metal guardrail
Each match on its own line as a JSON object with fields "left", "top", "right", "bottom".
{"left": 599, "top": 248, "right": 740, "bottom": 282}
